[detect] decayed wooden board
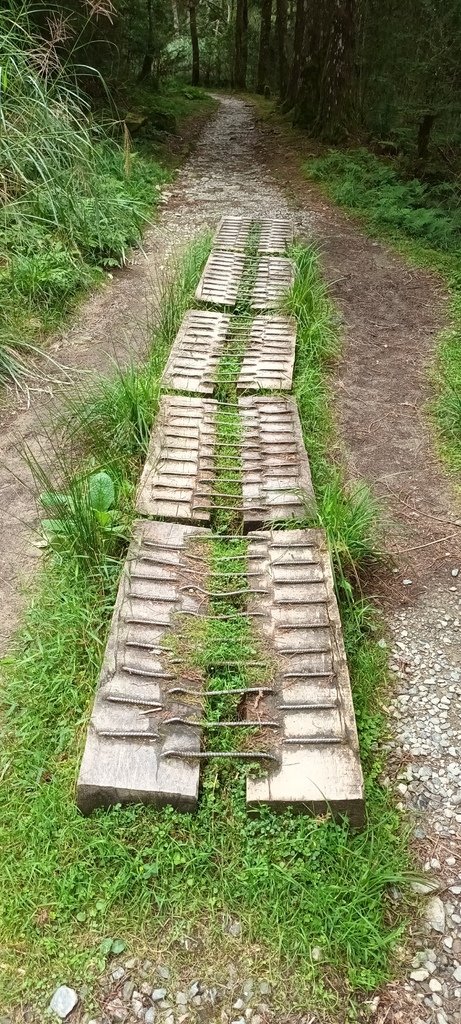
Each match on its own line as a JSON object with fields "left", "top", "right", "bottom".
{"left": 214, "top": 216, "right": 252, "bottom": 251}
{"left": 77, "top": 521, "right": 210, "bottom": 814}
{"left": 245, "top": 528, "right": 365, "bottom": 825}
{"left": 258, "top": 219, "right": 294, "bottom": 253}
{"left": 239, "top": 396, "right": 316, "bottom": 529}
{"left": 213, "top": 217, "right": 293, "bottom": 254}
{"left": 236, "top": 315, "right": 296, "bottom": 392}
{"left": 162, "top": 310, "right": 230, "bottom": 395}
{"left": 251, "top": 256, "right": 295, "bottom": 310}
{"left": 195, "top": 250, "right": 245, "bottom": 306}
{"left": 136, "top": 396, "right": 217, "bottom": 525}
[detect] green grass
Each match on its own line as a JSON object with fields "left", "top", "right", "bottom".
{"left": 64, "top": 233, "right": 212, "bottom": 482}
{"left": 0, "top": 8, "right": 214, "bottom": 390}
{"left": 0, "top": 237, "right": 413, "bottom": 1017}
{"left": 303, "top": 148, "right": 461, "bottom": 476}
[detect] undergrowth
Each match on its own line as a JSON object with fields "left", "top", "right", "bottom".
{"left": 304, "top": 148, "right": 461, "bottom": 475}
{"left": 0, "top": 238, "right": 412, "bottom": 1016}
{"left": 0, "top": 7, "right": 213, "bottom": 389}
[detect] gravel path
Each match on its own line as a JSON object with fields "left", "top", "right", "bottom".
{"left": 2, "top": 97, "right": 460, "bottom": 1023}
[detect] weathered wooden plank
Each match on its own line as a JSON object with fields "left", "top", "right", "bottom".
{"left": 237, "top": 315, "right": 296, "bottom": 392}
{"left": 195, "top": 251, "right": 245, "bottom": 306}
{"left": 245, "top": 528, "right": 365, "bottom": 826}
{"left": 251, "top": 257, "right": 295, "bottom": 310}
{"left": 136, "top": 396, "right": 217, "bottom": 525}
{"left": 77, "top": 521, "right": 210, "bottom": 814}
{"left": 162, "top": 310, "right": 231, "bottom": 395}
{"left": 239, "top": 396, "right": 316, "bottom": 529}
{"left": 214, "top": 216, "right": 253, "bottom": 251}
{"left": 258, "top": 219, "right": 294, "bottom": 253}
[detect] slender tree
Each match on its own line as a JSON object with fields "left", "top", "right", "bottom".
{"left": 316, "top": 0, "right": 356, "bottom": 138}
{"left": 275, "top": 0, "right": 288, "bottom": 96}
{"left": 257, "top": 0, "right": 273, "bottom": 93}
{"left": 283, "top": 0, "right": 306, "bottom": 106}
{"left": 138, "top": 0, "right": 154, "bottom": 80}
{"left": 188, "top": 0, "right": 200, "bottom": 85}
{"left": 234, "top": 0, "right": 248, "bottom": 88}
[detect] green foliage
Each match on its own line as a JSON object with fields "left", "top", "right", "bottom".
{"left": 0, "top": 7, "right": 217, "bottom": 389}
{"left": 65, "top": 233, "right": 212, "bottom": 480}
{"left": 307, "top": 149, "right": 461, "bottom": 251}
{"left": 36, "top": 463, "right": 129, "bottom": 564}
{"left": 0, "top": 547, "right": 410, "bottom": 1009}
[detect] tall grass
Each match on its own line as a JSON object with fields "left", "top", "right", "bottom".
{"left": 0, "top": 7, "right": 170, "bottom": 388}
{"left": 64, "top": 233, "right": 212, "bottom": 479}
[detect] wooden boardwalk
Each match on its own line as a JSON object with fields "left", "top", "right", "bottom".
{"left": 77, "top": 217, "right": 364, "bottom": 823}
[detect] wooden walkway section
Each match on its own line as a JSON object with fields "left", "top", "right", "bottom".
{"left": 236, "top": 315, "right": 296, "bottom": 392}
{"left": 136, "top": 395, "right": 216, "bottom": 525}
{"left": 162, "top": 310, "right": 230, "bottom": 395}
{"left": 213, "top": 216, "right": 293, "bottom": 254}
{"left": 77, "top": 216, "right": 364, "bottom": 824}
{"left": 77, "top": 521, "right": 210, "bottom": 814}
{"left": 245, "top": 528, "right": 365, "bottom": 825}
{"left": 251, "top": 256, "right": 295, "bottom": 310}
{"left": 240, "top": 396, "right": 315, "bottom": 529}
{"left": 195, "top": 250, "right": 245, "bottom": 306}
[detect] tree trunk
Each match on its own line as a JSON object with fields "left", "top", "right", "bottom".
{"left": 138, "top": 0, "right": 154, "bottom": 81}
{"left": 257, "top": 0, "right": 273, "bottom": 93}
{"left": 189, "top": 2, "right": 200, "bottom": 85}
{"left": 171, "top": 0, "right": 180, "bottom": 34}
{"left": 316, "top": 0, "right": 356, "bottom": 140}
{"left": 293, "top": 0, "right": 324, "bottom": 126}
{"left": 283, "top": 0, "right": 306, "bottom": 107}
{"left": 234, "top": 0, "right": 248, "bottom": 89}
{"left": 275, "top": 0, "right": 288, "bottom": 97}
{"left": 417, "top": 113, "right": 436, "bottom": 161}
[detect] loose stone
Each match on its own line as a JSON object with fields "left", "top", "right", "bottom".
{"left": 49, "top": 987, "right": 79, "bottom": 1020}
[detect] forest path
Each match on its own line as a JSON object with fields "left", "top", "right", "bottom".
{"left": 1, "top": 95, "right": 461, "bottom": 1021}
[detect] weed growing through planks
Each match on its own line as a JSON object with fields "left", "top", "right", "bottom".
{"left": 0, "top": 236, "right": 413, "bottom": 1016}
{"left": 303, "top": 149, "right": 461, "bottom": 474}
{"left": 65, "top": 234, "right": 212, "bottom": 482}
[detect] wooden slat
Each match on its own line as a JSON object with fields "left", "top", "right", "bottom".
{"left": 77, "top": 521, "right": 210, "bottom": 814}
{"left": 195, "top": 251, "right": 245, "bottom": 306}
{"left": 214, "top": 216, "right": 253, "bottom": 251}
{"left": 246, "top": 528, "right": 365, "bottom": 825}
{"left": 239, "top": 396, "right": 316, "bottom": 529}
{"left": 136, "top": 396, "right": 217, "bottom": 525}
{"left": 162, "top": 310, "right": 230, "bottom": 395}
{"left": 251, "top": 256, "right": 295, "bottom": 310}
{"left": 237, "top": 315, "right": 296, "bottom": 392}
{"left": 258, "top": 219, "right": 294, "bottom": 253}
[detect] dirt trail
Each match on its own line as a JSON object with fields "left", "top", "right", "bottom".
{"left": 2, "top": 95, "right": 461, "bottom": 1021}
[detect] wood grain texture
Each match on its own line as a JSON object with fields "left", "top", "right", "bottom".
{"left": 77, "top": 521, "right": 210, "bottom": 814}
{"left": 162, "top": 310, "right": 230, "bottom": 395}
{"left": 237, "top": 315, "right": 296, "bottom": 392}
{"left": 136, "top": 395, "right": 217, "bottom": 525}
{"left": 251, "top": 256, "right": 295, "bottom": 310}
{"left": 195, "top": 250, "right": 245, "bottom": 306}
{"left": 239, "top": 396, "right": 316, "bottom": 529}
{"left": 245, "top": 528, "right": 364, "bottom": 825}
{"left": 258, "top": 219, "right": 294, "bottom": 253}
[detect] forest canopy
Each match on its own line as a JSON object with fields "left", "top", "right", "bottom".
{"left": 14, "top": 0, "right": 461, "bottom": 155}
